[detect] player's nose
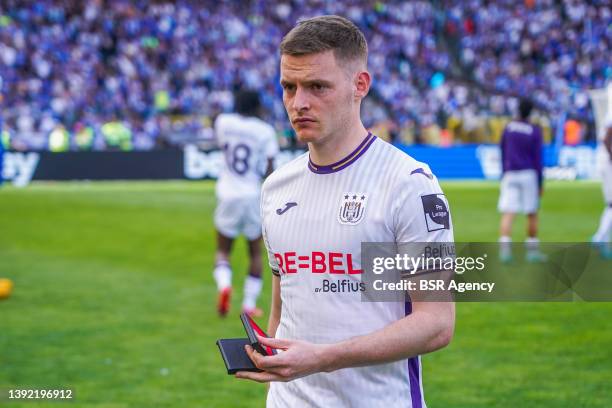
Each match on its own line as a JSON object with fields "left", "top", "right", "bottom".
{"left": 292, "top": 87, "right": 310, "bottom": 111}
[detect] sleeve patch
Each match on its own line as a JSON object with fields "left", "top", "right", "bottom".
{"left": 421, "top": 194, "right": 450, "bottom": 231}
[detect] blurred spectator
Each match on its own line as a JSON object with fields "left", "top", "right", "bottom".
{"left": 564, "top": 119, "right": 582, "bottom": 146}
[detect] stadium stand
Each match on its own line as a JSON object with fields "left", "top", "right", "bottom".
{"left": 0, "top": 0, "right": 609, "bottom": 150}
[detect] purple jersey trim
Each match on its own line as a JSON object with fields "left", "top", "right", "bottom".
{"left": 308, "top": 133, "right": 376, "bottom": 174}
{"left": 405, "top": 301, "right": 423, "bottom": 408}
{"left": 408, "top": 358, "right": 422, "bottom": 408}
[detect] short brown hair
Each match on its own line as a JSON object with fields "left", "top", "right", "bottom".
{"left": 280, "top": 15, "right": 368, "bottom": 67}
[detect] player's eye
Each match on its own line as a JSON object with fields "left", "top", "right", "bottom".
{"left": 282, "top": 83, "right": 295, "bottom": 92}
{"left": 310, "top": 83, "right": 325, "bottom": 91}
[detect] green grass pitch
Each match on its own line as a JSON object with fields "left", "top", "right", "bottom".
{"left": 0, "top": 180, "right": 611, "bottom": 407}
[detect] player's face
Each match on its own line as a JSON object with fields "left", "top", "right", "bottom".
{"left": 280, "top": 51, "right": 355, "bottom": 144}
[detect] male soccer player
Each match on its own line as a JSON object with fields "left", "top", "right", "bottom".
{"left": 236, "top": 16, "right": 455, "bottom": 407}
{"left": 212, "top": 90, "right": 279, "bottom": 317}
{"left": 497, "top": 99, "right": 545, "bottom": 262}
{"left": 592, "top": 114, "right": 612, "bottom": 255}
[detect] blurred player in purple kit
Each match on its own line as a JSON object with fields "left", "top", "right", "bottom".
{"left": 498, "top": 99, "right": 546, "bottom": 262}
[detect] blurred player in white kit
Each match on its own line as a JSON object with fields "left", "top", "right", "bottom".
{"left": 212, "top": 90, "right": 279, "bottom": 317}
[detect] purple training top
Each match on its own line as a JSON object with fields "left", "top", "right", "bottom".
{"left": 500, "top": 120, "right": 543, "bottom": 187}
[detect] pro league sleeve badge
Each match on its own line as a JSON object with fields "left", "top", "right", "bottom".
{"left": 421, "top": 194, "right": 450, "bottom": 231}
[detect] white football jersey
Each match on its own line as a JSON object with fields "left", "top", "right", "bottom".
{"left": 261, "top": 133, "right": 454, "bottom": 408}
{"left": 215, "top": 113, "right": 279, "bottom": 199}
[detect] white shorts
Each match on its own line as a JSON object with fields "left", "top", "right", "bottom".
{"left": 498, "top": 169, "right": 540, "bottom": 214}
{"left": 214, "top": 195, "right": 262, "bottom": 240}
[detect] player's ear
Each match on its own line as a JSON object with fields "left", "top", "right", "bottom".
{"left": 354, "top": 70, "right": 371, "bottom": 99}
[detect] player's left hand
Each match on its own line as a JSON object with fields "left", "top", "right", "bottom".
{"left": 235, "top": 334, "right": 331, "bottom": 383}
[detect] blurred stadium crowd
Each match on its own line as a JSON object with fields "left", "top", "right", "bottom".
{"left": 0, "top": 0, "right": 609, "bottom": 151}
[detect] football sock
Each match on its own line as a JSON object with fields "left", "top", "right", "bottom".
{"left": 525, "top": 237, "right": 547, "bottom": 261}
{"left": 525, "top": 237, "right": 540, "bottom": 254}
{"left": 213, "top": 261, "right": 232, "bottom": 291}
{"left": 242, "top": 275, "right": 263, "bottom": 310}
{"left": 499, "top": 236, "right": 512, "bottom": 260}
{"left": 525, "top": 237, "right": 539, "bottom": 251}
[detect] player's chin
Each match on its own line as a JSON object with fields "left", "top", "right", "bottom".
{"left": 293, "top": 126, "right": 322, "bottom": 144}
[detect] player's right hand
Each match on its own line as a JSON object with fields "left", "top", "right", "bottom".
{"left": 235, "top": 335, "right": 332, "bottom": 383}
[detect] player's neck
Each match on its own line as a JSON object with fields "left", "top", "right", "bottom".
{"left": 309, "top": 123, "right": 369, "bottom": 166}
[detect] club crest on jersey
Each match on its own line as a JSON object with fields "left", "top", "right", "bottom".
{"left": 338, "top": 193, "right": 368, "bottom": 225}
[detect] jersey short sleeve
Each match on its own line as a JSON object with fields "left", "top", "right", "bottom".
{"left": 392, "top": 166, "right": 454, "bottom": 243}
{"left": 261, "top": 185, "right": 281, "bottom": 276}
{"left": 391, "top": 165, "right": 454, "bottom": 278}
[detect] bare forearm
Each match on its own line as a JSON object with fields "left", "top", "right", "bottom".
{"left": 237, "top": 302, "right": 454, "bottom": 383}
{"left": 268, "top": 311, "right": 280, "bottom": 337}
{"left": 267, "top": 275, "right": 281, "bottom": 337}
{"left": 323, "top": 303, "right": 454, "bottom": 372}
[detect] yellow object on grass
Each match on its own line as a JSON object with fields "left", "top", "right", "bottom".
{"left": 0, "top": 278, "right": 13, "bottom": 300}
